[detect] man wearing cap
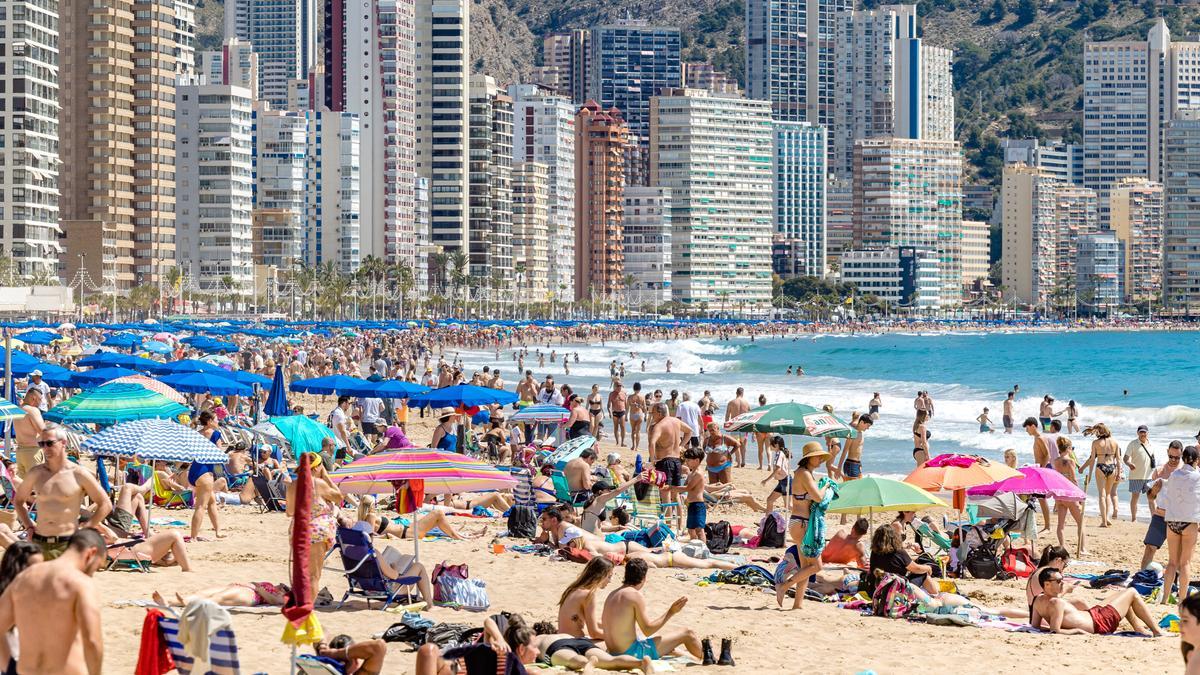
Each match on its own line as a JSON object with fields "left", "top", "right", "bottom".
{"left": 13, "top": 388, "right": 46, "bottom": 477}
{"left": 1125, "top": 425, "right": 1157, "bottom": 521}
{"left": 26, "top": 370, "right": 49, "bottom": 411}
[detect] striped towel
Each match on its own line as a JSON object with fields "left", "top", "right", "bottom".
{"left": 159, "top": 616, "right": 241, "bottom": 675}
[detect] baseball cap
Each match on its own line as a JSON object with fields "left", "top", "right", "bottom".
{"left": 29, "top": 369, "right": 41, "bottom": 377}
{"left": 1137, "top": 425, "right": 1148, "bottom": 433}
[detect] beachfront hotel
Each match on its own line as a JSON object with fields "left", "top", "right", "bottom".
{"left": 251, "top": 109, "right": 308, "bottom": 270}
{"left": 1052, "top": 185, "right": 1099, "bottom": 299}
{"left": 650, "top": 88, "right": 774, "bottom": 311}
{"left": 746, "top": 0, "right": 848, "bottom": 130}
{"left": 303, "top": 111, "right": 361, "bottom": 273}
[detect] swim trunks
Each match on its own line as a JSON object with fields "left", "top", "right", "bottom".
{"left": 686, "top": 501, "right": 707, "bottom": 530}
{"left": 772, "top": 478, "right": 791, "bottom": 496}
{"left": 1144, "top": 514, "right": 1167, "bottom": 548}
{"left": 655, "top": 457, "right": 684, "bottom": 487}
{"left": 105, "top": 507, "right": 135, "bottom": 535}
{"left": 842, "top": 458, "right": 862, "bottom": 478}
{"left": 1003, "top": 415, "right": 1013, "bottom": 430}
{"left": 1128, "top": 479, "right": 1149, "bottom": 494}
{"left": 548, "top": 638, "right": 596, "bottom": 657}
{"left": 31, "top": 533, "right": 70, "bottom": 561}
{"left": 1088, "top": 603, "right": 1121, "bottom": 634}
{"left": 622, "top": 638, "right": 660, "bottom": 660}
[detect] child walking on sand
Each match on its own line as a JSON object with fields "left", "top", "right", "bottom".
{"left": 683, "top": 448, "right": 707, "bottom": 543}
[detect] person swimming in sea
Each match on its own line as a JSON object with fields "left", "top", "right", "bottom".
{"left": 786, "top": 366, "right": 792, "bottom": 375}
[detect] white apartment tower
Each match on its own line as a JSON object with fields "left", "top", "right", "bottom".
{"left": 252, "top": 109, "right": 308, "bottom": 268}
{"left": 622, "top": 186, "right": 673, "bottom": 304}
{"left": 176, "top": 84, "right": 255, "bottom": 295}
{"left": 304, "top": 111, "right": 361, "bottom": 272}
{"left": 746, "top": 0, "right": 850, "bottom": 126}
{"left": 1001, "top": 163, "right": 1060, "bottom": 307}
{"left": 1, "top": 0, "right": 60, "bottom": 278}
{"left": 200, "top": 38, "right": 259, "bottom": 99}
{"left": 508, "top": 84, "right": 576, "bottom": 293}
{"left": 227, "top": 0, "right": 318, "bottom": 109}
{"left": 833, "top": 5, "right": 954, "bottom": 178}
{"left": 468, "top": 75, "right": 513, "bottom": 286}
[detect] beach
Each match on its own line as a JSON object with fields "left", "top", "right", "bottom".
{"left": 96, "top": 409, "right": 1189, "bottom": 675}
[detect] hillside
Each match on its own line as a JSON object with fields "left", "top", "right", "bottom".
{"left": 192, "top": 0, "right": 1200, "bottom": 183}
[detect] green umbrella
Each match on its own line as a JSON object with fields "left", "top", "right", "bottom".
{"left": 253, "top": 415, "right": 343, "bottom": 460}
{"left": 827, "top": 476, "right": 948, "bottom": 515}
{"left": 722, "top": 402, "right": 858, "bottom": 439}
{"left": 44, "top": 383, "right": 189, "bottom": 425}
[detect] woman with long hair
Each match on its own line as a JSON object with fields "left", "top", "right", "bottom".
{"left": 556, "top": 557, "right": 615, "bottom": 638}
{"left": 776, "top": 441, "right": 829, "bottom": 610}
{"left": 1160, "top": 445, "right": 1200, "bottom": 607}
{"left": 287, "top": 452, "right": 345, "bottom": 592}
{"left": 1079, "top": 423, "right": 1120, "bottom": 527}
{"left": 1026, "top": 545, "right": 1087, "bottom": 611}
{"left": 1052, "top": 436, "right": 1086, "bottom": 556}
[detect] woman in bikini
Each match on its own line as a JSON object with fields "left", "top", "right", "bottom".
{"left": 1052, "top": 437, "right": 1086, "bottom": 556}
{"left": 628, "top": 383, "right": 646, "bottom": 455}
{"left": 586, "top": 385, "right": 604, "bottom": 436}
{"left": 1079, "top": 423, "right": 1120, "bottom": 527}
{"left": 760, "top": 435, "right": 792, "bottom": 513}
{"left": 531, "top": 464, "right": 559, "bottom": 506}
{"left": 355, "top": 495, "right": 487, "bottom": 541}
{"left": 1160, "top": 445, "right": 1200, "bottom": 606}
{"left": 912, "top": 410, "right": 929, "bottom": 455}
{"left": 701, "top": 422, "right": 740, "bottom": 484}
{"left": 565, "top": 396, "right": 591, "bottom": 440}
{"left": 153, "top": 582, "right": 288, "bottom": 608}
{"left": 778, "top": 441, "right": 830, "bottom": 610}
{"left": 287, "top": 452, "right": 344, "bottom": 592}
{"left": 557, "top": 557, "right": 614, "bottom": 639}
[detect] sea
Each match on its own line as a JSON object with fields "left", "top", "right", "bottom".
{"left": 457, "top": 329, "right": 1200, "bottom": 513}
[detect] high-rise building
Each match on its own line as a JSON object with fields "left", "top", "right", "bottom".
{"left": 825, "top": 179, "right": 854, "bottom": 267}
{"left": 1077, "top": 234, "right": 1123, "bottom": 313}
{"left": 508, "top": 84, "right": 576, "bottom": 295}
{"left": 174, "top": 0, "right": 196, "bottom": 77}
{"left": 682, "top": 63, "right": 741, "bottom": 96}
{"left": 511, "top": 162, "right": 550, "bottom": 299}
{"left": 252, "top": 109, "right": 308, "bottom": 269}
{"left": 228, "top": 0, "right": 318, "bottom": 108}
{"left": 1164, "top": 113, "right": 1200, "bottom": 314}
{"left": 468, "top": 75, "right": 513, "bottom": 289}
{"left": 588, "top": 21, "right": 681, "bottom": 185}
{"left": 200, "top": 38, "right": 259, "bottom": 99}
{"left": 746, "top": 0, "right": 849, "bottom": 125}
{"left": 623, "top": 186, "right": 673, "bottom": 304}
{"left": 573, "top": 101, "right": 626, "bottom": 301}
{"left": 1001, "top": 163, "right": 1060, "bottom": 307}
{"left": 1002, "top": 139, "right": 1084, "bottom": 185}
{"left": 1084, "top": 19, "right": 1200, "bottom": 223}
{"left": 772, "top": 122, "right": 827, "bottom": 278}
{"left": 832, "top": 5, "right": 954, "bottom": 177}
{"left": 176, "top": 83, "right": 255, "bottom": 296}
{"left": 1053, "top": 186, "right": 1099, "bottom": 298}
{"left": 324, "top": 0, "right": 416, "bottom": 270}
{"left": 650, "top": 89, "right": 774, "bottom": 310}
{"left": 0, "top": 0, "right": 60, "bottom": 279}
{"left": 413, "top": 0, "right": 469, "bottom": 275}
{"left": 61, "top": 0, "right": 187, "bottom": 290}
{"left": 852, "top": 138, "right": 964, "bottom": 305}
{"left": 304, "top": 111, "right": 361, "bottom": 272}
{"left": 1109, "top": 177, "right": 1164, "bottom": 305}
{"left": 539, "top": 31, "right": 589, "bottom": 101}
{"left": 961, "top": 220, "right": 991, "bottom": 289}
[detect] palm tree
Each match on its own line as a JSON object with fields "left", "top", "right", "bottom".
{"left": 449, "top": 251, "right": 468, "bottom": 316}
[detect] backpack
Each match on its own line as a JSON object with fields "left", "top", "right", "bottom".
{"left": 506, "top": 504, "right": 538, "bottom": 539}
{"left": 1001, "top": 547, "right": 1036, "bottom": 578}
{"left": 756, "top": 512, "right": 786, "bottom": 549}
{"left": 423, "top": 622, "right": 477, "bottom": 649}
{"left": 704, "top": 521, "right": 732, "bottom": 554}
{"left": 963, "top": 542, "right": 1002, "bottom": 580}
{"left": 871, "top": 572, "right": 921, "bottom": 619}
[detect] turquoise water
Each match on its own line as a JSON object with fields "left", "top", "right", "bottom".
{"left": 465, "top": 329, "right": 1200, "bottom": 491}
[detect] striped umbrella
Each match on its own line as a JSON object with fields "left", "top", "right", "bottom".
{"left": 107, "top": 375, "right": 188, "bottom": 404}
{"left": 510, "top": 404, "right": 569, "bottom": 423}
{"left": 81, "top": 419, "right": 227, "bottom": 463}
{"left": 45, "top": 383, "right": 189, "bottom": 425}
{"left": 0, "top": 401, "right": 26, "bottom": 422}
{"left": 330, "top": 449, "right": 517, "bottom": 496}
{"left": 71, "top": 366, "right": 146, "bottom": 388}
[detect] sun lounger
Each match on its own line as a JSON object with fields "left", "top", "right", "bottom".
{"left": 293, "top": 655, "right": 344, "bottom": 675}
{"left": 106, "top": 538, "right": 151, "bottom": 572}
{"left": 333, "top": 526, "right": 422, "bottom": 610}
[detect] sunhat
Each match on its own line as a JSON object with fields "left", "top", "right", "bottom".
{"left": 435, "top": 407, "right": 458, "bottom": 420}
{"left": 798, "top": 441, "right": 830, "bottom": 463}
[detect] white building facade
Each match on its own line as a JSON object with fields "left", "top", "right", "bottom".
{"left": 622, "top": 186, "right": 673, "bottom": 305}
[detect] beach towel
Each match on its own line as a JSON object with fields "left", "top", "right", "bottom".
{"left": 177, "top": 600, "right": 233, "bottom": 665}
{"left": 136, "top": 608, "right": 175, "bottom": 675}
{"left": 801, "top": 478, "right": 838, "bottom": 558}
{"left": 159, "top": 613, "right": 241, "bottom": 675}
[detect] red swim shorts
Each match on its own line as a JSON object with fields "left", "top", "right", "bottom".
{"left": 1088, "top": 604, "right": 1121, "bottom": 635}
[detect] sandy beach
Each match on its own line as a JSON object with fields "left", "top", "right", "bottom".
{"left": 95, "top": 409, "right": 1189, "bottom": 675}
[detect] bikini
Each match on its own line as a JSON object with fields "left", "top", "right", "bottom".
{"left": 789, "top": 489, "right": 811, "bottom": 525}
{"left": 1167, "top": 520, "right": 1194, "bottom": 535}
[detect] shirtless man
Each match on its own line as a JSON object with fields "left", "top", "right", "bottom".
{"left": 601, "top": 559, "right": 702, "bottom": 662}
{"left": 1030, "top": 567, "right": 1161, "bottom": 636}
{"left": 647, "top": 403, "right": 688, "bottom": 529}
{"left": 836, "top": 416, "right": 873, "bottom": 482}
{"left": 1002, "top": 391, "right": 1015, "bottom": 434}
{"left": 627, "top": 383, "right": 646, "bottom": 455}
{"left": 723, "top": 388, "right": 752, "bottom": 467}
{"left": 682, "top": 448, "right": 707, "bottom": 543}
{"left": 563, "top": 450, "right": 597, "bottom": 503}
{"left": 516, "top": 370, "right": 538, "bottom": 405}
{"left": 13, "top": 389, "right": 46, "bottom": 478}
{"left": 16, "top": 425, "right": 112, "bottom": 559}
{"left": 0, "top": 528, "right": 105, "bottom": 674}
{"left": 1023, "top": 417, "right": 1053, "bottom": 530}
{"left": 607, "top": 381, "right": 628, "bottom": 448}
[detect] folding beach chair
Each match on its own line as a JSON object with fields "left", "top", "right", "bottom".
{"left": 293, "top": 655, "right": 344, "bottom": 675}
{"left": 629, "top": 482, "right": 677, "bottom": 530}
{"left": 151, "top": 471, "right": 193, "bottom": 508}
{"left": 251, "top": 474, "right": 287, "bottom": 512}
{"left": 332, "top": 526, "right": 421, "bottom": 610}
{"left": 550, "top": 472, "right": 588, "bottom": 507}
{"left": 159, "top": 610, "right": 241, "bottom": 675}
{"left": 106, "top": 538, "right": 151, "bottom": 572}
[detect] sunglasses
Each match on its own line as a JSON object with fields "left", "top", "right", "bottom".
{"left": 37, "top": 439, "right": 61, "bottom": 448}
{"left": 1169, "top": 455, "right": 1182, "bottom": 461}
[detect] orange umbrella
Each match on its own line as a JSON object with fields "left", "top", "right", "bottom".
{"left": 905, "top": 454, "right": 1022, "bottom": 492}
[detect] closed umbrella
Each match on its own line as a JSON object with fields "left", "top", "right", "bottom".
{"left": 407, "top": 384, "right": 518, "bottom": 409}
{"left": 45, "top": 383, "right": 189, "bottom": 425}
{"left": 723, "top": 402, "right": 857, "bottom": 439}
{"left": 264, "top": 364, "right": 290, "bottom": 417}
{"left": 280, "top": 458, "right": 322, "bottom": 651}
{"left": 81, "top": 419, "right": 227, "bottom": 463}
{"left": 158, "top": 372, "right": 252, "bottom": 397}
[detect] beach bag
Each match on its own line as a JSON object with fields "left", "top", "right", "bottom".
{"left": 964, "top": 543, "right": 1001, "bottom": 580}
{"left": 705, "top": 521, "right": 733, "bottom": 554}
{"left": 1001, "top": 547, "right": 1036, "bottom": 578}
{"left": 424, "top": 622, "right": 476, "bottom": 649}
{"left": 432, "top": 562, "right": 490, "bottom": 611}
{"left": 757, "top": 512, "right": 786, "bottom": 549}
{"left": 871, "top": 572, "right": 920, "bottom": 619}
{"left": 506, "top": 504, "right": 537, "bottom": 539}
{"left": 915, "top": 552, "right": 944, "bottom": 578}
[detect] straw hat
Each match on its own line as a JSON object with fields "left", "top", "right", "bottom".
{"left": 435, "top": 406, "right": 458, "bottom": 420}
{"left": 798, "top": 441, "right": 830, "bottom": 464}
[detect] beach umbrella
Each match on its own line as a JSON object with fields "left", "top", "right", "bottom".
{"left": 45, "top": 383, "right": 189, "bottom": 425}
{"left": 152, "top": 332, "right": 177, "bottom": 343}
{"left": 264, "top": 364, "right": 290, "bottom": 417}
{"left": 510, "top": 404, "right": 570, "bottom": 423}
{"left": 254, "top": 415, "right": 341, "bottom": 458}
{"left": 108, "top": 375, "right": 188, "bottom": 404}
{"left": 80, "top": 419, "right": 226, "bottom": 463}
{"left": 0, "top": 401, "right": 26, "bottom": 422}
{"left": 14, "top": 330, "right": 60, "bottom": 346}
{"left": 0, "top": 349, "right": 44, "bottom": 376}
{"left": 288, "top": 374, "right": 374, "bottom": 395}
{"left": 102, "top": 333, "right": 143, "bottom": 350}
{"left": 827, "top": 476, "right": 948, "bottom": 515}
{"left": 157, "top": 372, "right": 252, "bottom": 397}
{"left": 966, "top": 466, "right": 1086, "bottom": 501}
{"left": 971, "top": 493, "right": 1029, "bottom": 520}
{"left": 406, "top": 384, "right": 518, "bottom": 409}
{"left": 360, "top": 380, "right": 430, "bottom": 399}
{"left": 141, "top": 340, "right": 173, "bottom": 355}
{"left": 723, "top": 402, "right": 858, "bottom": 439}
{"left": 281, "top": 456, "right": 322, "bottom": 649}
{"left": 150, "top": 359, "right": 229, "bottom": 376}
{"left": 199, "top": 353, "right": 237, "bottom": 368}
{"left": 227, "top": 370, "right": 271, "bottom": 387}
{"left": 78, "top": 352, "right": 160, "bottom": 370}
{"left": 70, "top": 366, "right": 146, "bottom": 388}
{"left": 25, "top": 363, "right": 73, "bottom": 388}
{"left": 905, "top": 454, "right": 1022, "bottom": 493}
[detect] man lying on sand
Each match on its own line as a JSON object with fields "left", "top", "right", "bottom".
{"left": 1030, "top": 567, "right": 1162, "bottom": 636}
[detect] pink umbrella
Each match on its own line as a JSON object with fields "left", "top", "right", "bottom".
{"left": 967, "top": 466, "right": 1086, "bottom": 502}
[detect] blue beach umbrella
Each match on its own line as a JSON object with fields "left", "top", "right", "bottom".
{"left": 289, "top": 374, "right": 373, "bottom": 395}
{"left": 0, "top": 349, "right": 44, "bottom": 376}
{"left": 141, "top": 340, "right": 173, "bottom": 355}
{"left": 149, "top": 359, "right": 229, "bottom": 376}
{"left": 81, "top": 419, "right": 227, "bottom": 463}
{"left": 103, "top": 333, "right": 143, "bottom": 350}
{"left": 264, "top": 364, "right": 290, "bottom": 417}
{"left": 364, "top": 380, "right": 431, "bottom": 399}
{"left": 226, "top": 370, "right": 271, "bottom": 387}
{"left": 78, "top": 352, "right": 160, "bottom": 370}
{"left": 29, "top": 363, "right": 73, "bottom": 388}
{"left": 14, "top": 330, "right": 61, "bottom": 346}
{"left": 157, "top": 372, "right": 252, "bottom": 397}
{"left": 71, "top": 366, "right": 147, "bottom": 388}
{"left": 407, "top": 384, "right": 519, "bottom": 409}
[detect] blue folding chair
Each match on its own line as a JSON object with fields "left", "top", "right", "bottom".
{"left": 333, "top": 525, "right": 421, "bottom": 610}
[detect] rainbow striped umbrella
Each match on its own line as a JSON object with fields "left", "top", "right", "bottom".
{"left": 330, "top": 449, "right": 517, "bottom": 495}
{"left": 107, "top": 375, "right": 188, "bottom": 404}
{"left": 45, "top": 383, "right": 189, "bottom": 425}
